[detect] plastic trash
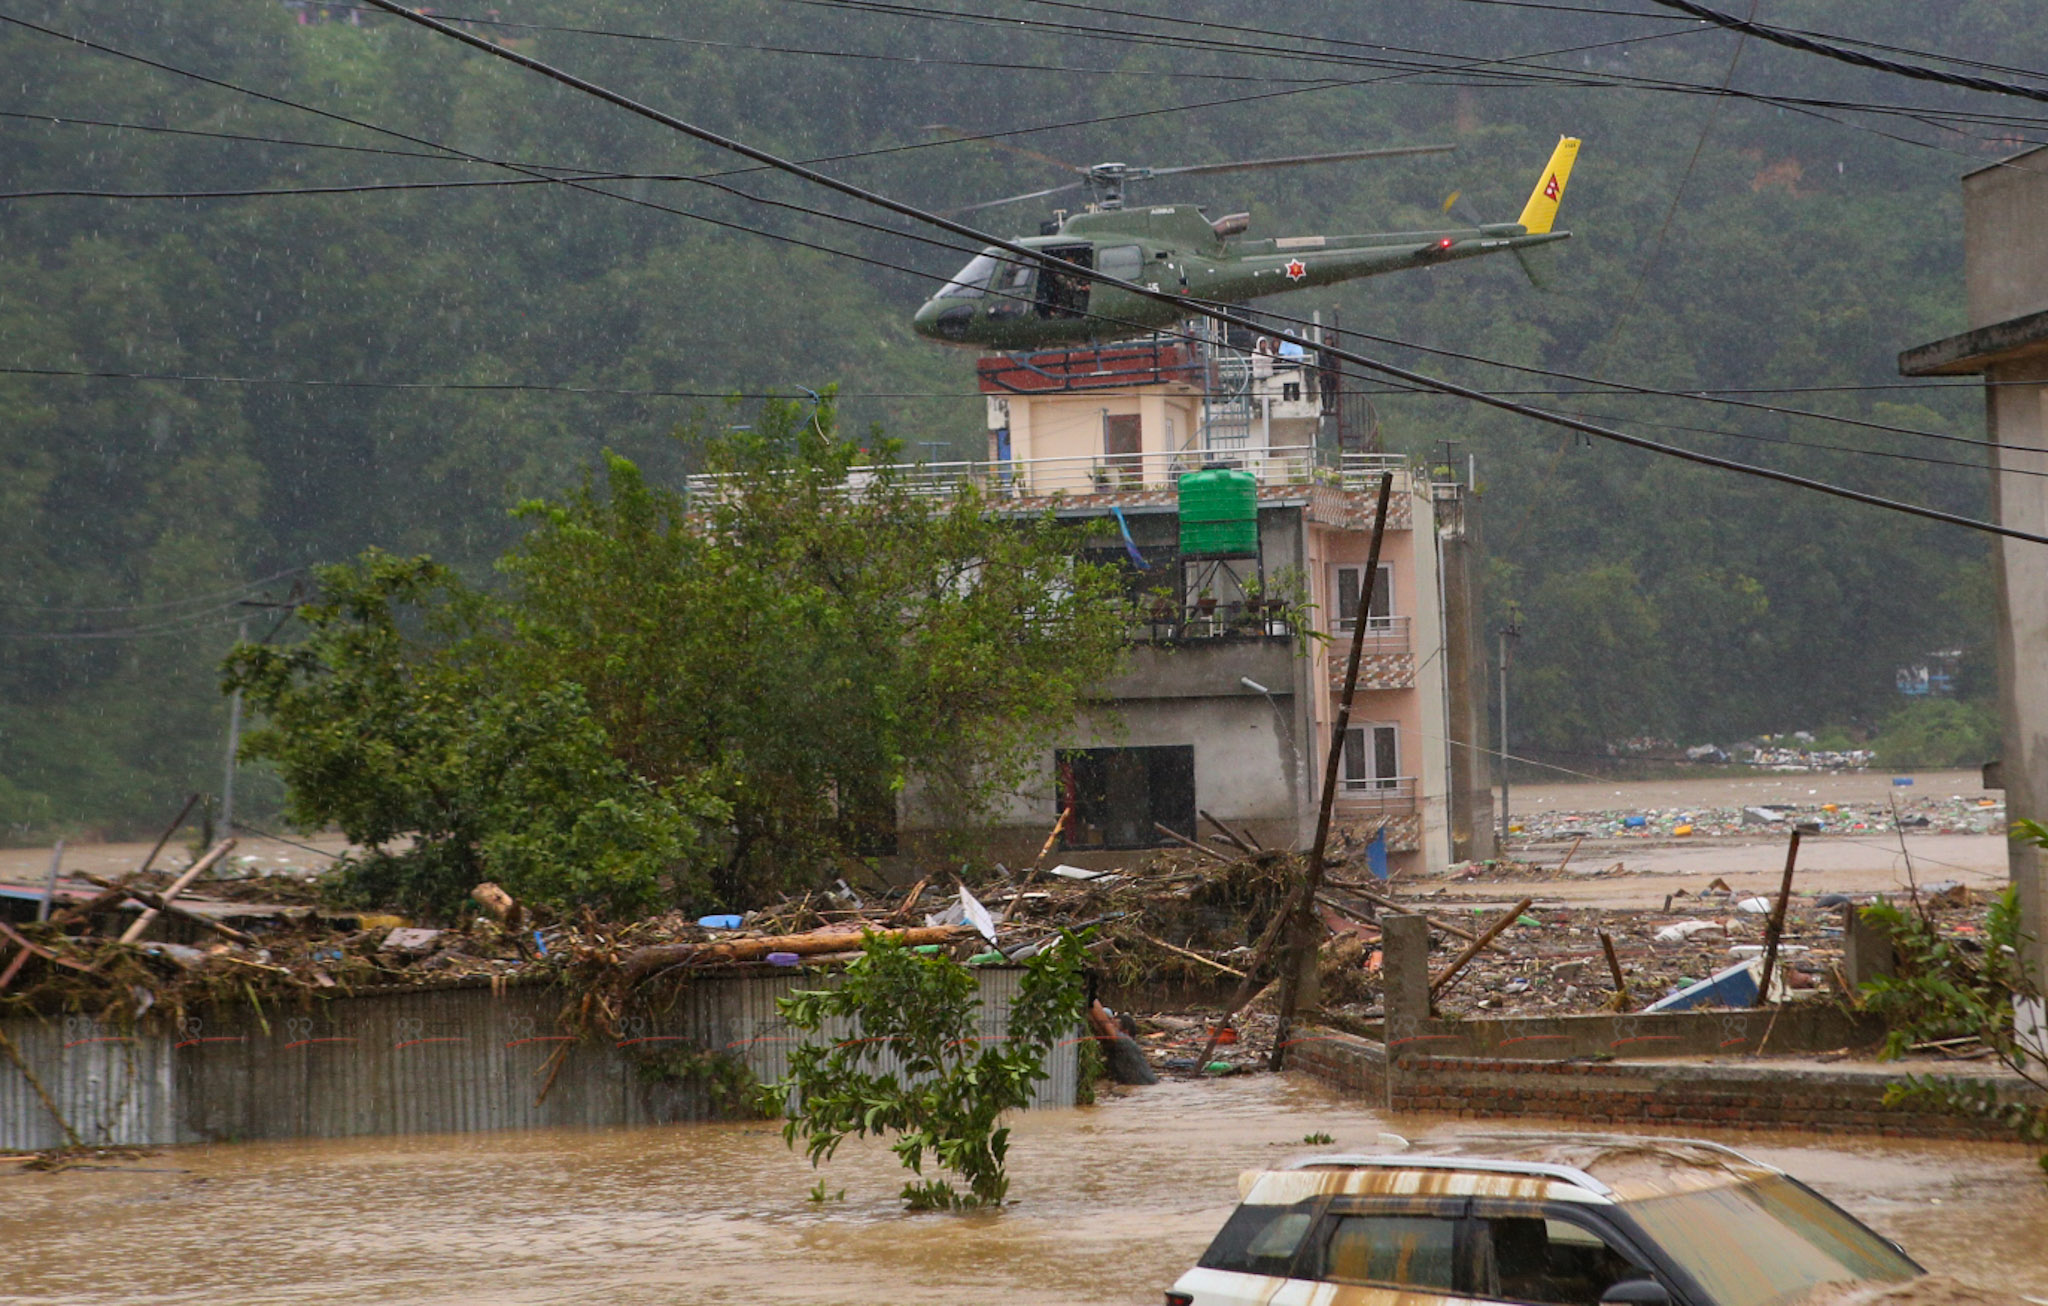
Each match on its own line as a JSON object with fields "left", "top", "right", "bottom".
{"left": 765, "top": 951, "right": 801, "bottom": 967}
{"left": 1736, "top": 896, "right": 1773, "bottom": 914}
{"left": 967, "top": 951, "right": 1004, "bottom": 965}
{"left": 1046, "top": 864, "right": 1114, "bottom": 881}
{"left": 1672, "top": 823, "right": 1694, "bottom": 837}
{"left": 958, "top": 885, "right": 998, "bottom": 943}
{"left": 1654, "top": 920, "right": 1724, "bottom": 943}
{"left": 1893, "top": 776, "right": 1914, "bottom": 786}
{"left": 912, "top": 943, "right": 943, "bottom": 955}
{"left": 1645, "top": 959, "right": 1760, "bottom": 1012}
{"left": 697, "top": 913, "right": 744, "bottom": 930}
{"left": 1622, "top": 816, "right": 1648, "bottom": 829}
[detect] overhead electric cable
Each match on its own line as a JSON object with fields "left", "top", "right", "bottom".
{"left": 1645, "top": 0, "right": 2048, "bottom": 104}
{"left": 0, "top": 567, "right": 309, "bottom": 613}
{"left": 352, "top": 0, "right": 2048, "bottom": 548}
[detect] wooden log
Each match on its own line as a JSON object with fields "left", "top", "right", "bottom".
{"left": 889, "top": 877, "right": 929, "bottom": 923}
{"left": 117, "top": 839, "right": 236, "bottom": 945}
{"left": 1131, "top": 929, "right": 1247, "bottom": 978}
{"left": 1031, "top": 806, "right": 1074, "bottom": 871}
{"left": 620, "top": 924, "right": 970, "bottom": 984}
{"left": 1153, "top": 821, "right": 1229, "bottom": 863}
{"left": 0, "top": 919, "right": 94, "bottom": 973}
{"left": 1321, "top": 879, "right": 1487, "bottom": 945}
{"left": 1755, "top": 830, "right": 1803, "bottom": 1008}
{"left": 1429, "top": 897, "right": 1534, "bottom": 996}
{"left": 79, "top": 874, "right": 257, "bottom": 947}
{"left": 1199, "top": 809, "right": 1258, "bottom": 856}
{"left": 1599, "top": 929, "right": 1632, "bottom": 1010}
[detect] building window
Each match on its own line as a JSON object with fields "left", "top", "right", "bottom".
{"left": 1101, "top": 412, "right": 1143, "bottom": 485}
{"left": 1333, "top": 563, "right": 1392, "bottom": 633}
{"left": 1343, "top": 725, "right": 1400, "bottom": 790}
{"left": 1056, "top": 745, "right": 1195, "bottom": 849}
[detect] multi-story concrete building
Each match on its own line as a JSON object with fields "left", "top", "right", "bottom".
{"left": 894, "top": 335, "right": 1493, "bottom": 877}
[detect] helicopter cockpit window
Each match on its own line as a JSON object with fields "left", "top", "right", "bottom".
{"left": 937, "top": 252, "right": 998, "bottom": 299}
{"left": 1097, "top": 244, "right": 1143, "bottom": 282}
{"left": 986, "top": 260, "right": 1037, "bottom": 319}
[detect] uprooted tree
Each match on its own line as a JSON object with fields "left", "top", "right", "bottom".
{"left": 762, "top": 930, "right": 1090, "bottom": 1209}
{"left": 223, "top": 396, "right": 1130, "bottom": 917}
{"left": 1861, "top": 819, "right": 2048, "bottom": 1173}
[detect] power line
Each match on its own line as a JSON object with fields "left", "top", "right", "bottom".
{"left": 16, "top": 6, "right": 2034, "bottom": 504}
{"left": 0, "top": 567, "right": 308, "bottom": 613}
{"left": 358, "top": 0, "right": 2048, "bottom": 549}
{"left": 1645, "top": 0, "right": 2048, "bottom": 104}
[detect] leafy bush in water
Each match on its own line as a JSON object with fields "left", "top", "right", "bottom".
{"left": 1861, "top": 822, "right": 2048, "bottom": 1173}
{"left": 763, "top": 931, "right": 1090, "bottom": 1209}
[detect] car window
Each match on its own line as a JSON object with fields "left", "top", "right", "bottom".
{"left": 1197, "top": 1202, "right": 1317, "bottom": 1277}
{"left": 1622, "top": 1177, "right": 1917, "bottom": 1306}
{"left": 1313, "top": 1213, "right": 1460, "bottom": 1291}
{"left": 1472, "top": 1213, "right": 1650, "bottom": 1306}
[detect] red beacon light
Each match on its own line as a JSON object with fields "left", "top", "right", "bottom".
{"left": 1436, "top": 237, "right": 1455, "bottom": 249}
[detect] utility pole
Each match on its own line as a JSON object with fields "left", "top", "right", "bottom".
{"left": 1497, "top": 613, "right": 1521, "bottom": 848}
{"left": 221, "top": 618, "right": 247, "bottom": 837}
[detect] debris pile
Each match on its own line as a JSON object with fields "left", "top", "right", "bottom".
{"left": 1510, "top": 792, "right": 2003, "bottom": 843}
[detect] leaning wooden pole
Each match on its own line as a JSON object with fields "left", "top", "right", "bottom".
{"left": 1268, "top": 471, "right": 1395, "bottom": 1071}
{"left": 1754, "top": 830, "right": 1803, "bottom": 1007}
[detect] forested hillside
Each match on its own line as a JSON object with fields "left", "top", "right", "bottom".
{"left": 2, "top": 0, "right": 2033, "bottom": 835}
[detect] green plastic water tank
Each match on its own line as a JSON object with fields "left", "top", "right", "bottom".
{"left": 1177, "top": 465, "right": 1259, "bottom": 557}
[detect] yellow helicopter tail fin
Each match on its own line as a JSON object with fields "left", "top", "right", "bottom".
{"left": 1516, "top": 136, "right": 1581, "bottom": 234}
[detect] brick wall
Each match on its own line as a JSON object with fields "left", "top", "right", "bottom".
{"left": 1292, "top": 1026, "right": 2043, "bottom": 1142}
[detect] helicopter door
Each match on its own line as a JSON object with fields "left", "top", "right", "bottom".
{"left": 1035, "top": 243, "right": 1093, "bottom": 320}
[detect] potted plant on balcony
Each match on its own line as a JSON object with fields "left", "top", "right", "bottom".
{"left": 1194, "top": 589, "right": 1218, "bottom": 616}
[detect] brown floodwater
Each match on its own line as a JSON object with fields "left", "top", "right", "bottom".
{"left": 3, "top": 1075, "right": 2045, "bottom": 1305}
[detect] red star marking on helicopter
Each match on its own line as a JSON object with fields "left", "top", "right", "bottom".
{"left": 1284, "top": 258, "right": 1308, "bottom": 281}
{"left": 1543, "top": 174, "right": 1561, "bottom": 200}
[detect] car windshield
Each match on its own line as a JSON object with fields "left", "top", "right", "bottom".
{"left": 936, "top": 251, "right": 997, "bottom": 298}
{"left": 1623, "top": 1176, "right": 1917, "bottom": 1306}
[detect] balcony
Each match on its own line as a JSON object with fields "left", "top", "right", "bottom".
{"left": 1133, "top": 598, "right": 1298, "bottom": 644}
{"left": 1331, "top": 613, "right": 1410, "bottom": 653}
{"left": 688, "top": 447, "right": 1411, "bottom": 502}
{"left": 1336, "top": 776, "right": 1417, "bottom": 814}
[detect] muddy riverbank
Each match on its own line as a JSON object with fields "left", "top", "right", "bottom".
{"left": 3, "top": 1074, "right": 2043, "bottom": 1305}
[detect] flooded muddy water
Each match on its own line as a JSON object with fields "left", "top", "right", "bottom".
{"left": 4, "top": 1075, "right": 2044, "bottom": 1305}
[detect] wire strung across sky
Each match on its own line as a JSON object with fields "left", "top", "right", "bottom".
{"left": 10, "top": 7, "right": 2041, "bottom": 522}
{"left": 332, "top": 0, "right": 2048, "bottom": 548}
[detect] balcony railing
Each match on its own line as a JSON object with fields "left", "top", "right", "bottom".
{"left": 1335, "top": 776, "right": 1417, "bottom": 812}
{"left": 1330, "top": 613, "right": 1410, "bottom": 652}
{"left": 1134, "top": 599, "right": 1296, "bottom": 642}
{"left": 686, "top": 446, "right": 1415, "bottom": 501}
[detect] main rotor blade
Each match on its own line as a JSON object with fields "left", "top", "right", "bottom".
{"left": 939, "top": 179, "right": 1087, "bottom": 217}
{"left": 1149, "top": 143, "right": 1454, "bottom": 179}
{"left": 921, "top": 123, "right": 1088, "bottom": 176}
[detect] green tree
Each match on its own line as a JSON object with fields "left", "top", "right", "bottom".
{"left": 1873, "top": 698, "right": 2001, "bottom": 770}
{"left": 764, "top": 930, "right": 1090, "bottom": 1209}
{"left": 224, "top": 401, "right": 1127, "bottom": 914}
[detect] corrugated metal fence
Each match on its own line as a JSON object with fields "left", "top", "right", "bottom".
{"left": 0, "top": 970, "right": 1078, "bottom": 1149}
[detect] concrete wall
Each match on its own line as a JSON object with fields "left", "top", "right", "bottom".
{"left": 1960, "top": 152, "right": 2048, "bottom": 991}
{"left": 0, "top": 970, "right": 1077, "bottom": 1150}
{"left": 1290, "top": 1026, "right": 2045, "bottom": 1141}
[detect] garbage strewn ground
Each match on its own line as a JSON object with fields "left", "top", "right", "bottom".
{"left": 0, "top": 771, "right": 2015, "bottom": 1083}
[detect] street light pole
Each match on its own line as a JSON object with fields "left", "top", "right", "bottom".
{"left": 222, "top": 619, "right": 247, "bottom": 837}
{"left": 1498, "top": 616, "right": 1521, "bottom": 848}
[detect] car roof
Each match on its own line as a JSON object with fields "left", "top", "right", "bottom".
{"left": 1239, "top": 1135, "right": 1781, "bottom": 1207}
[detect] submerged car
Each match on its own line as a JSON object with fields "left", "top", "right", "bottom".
{"left": 1167, "top": 1136, "right": 1921, "bottom": 1306}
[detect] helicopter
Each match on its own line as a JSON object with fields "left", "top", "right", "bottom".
{"left": 913, "top": 136, "right": 1580, "bottom": 351}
